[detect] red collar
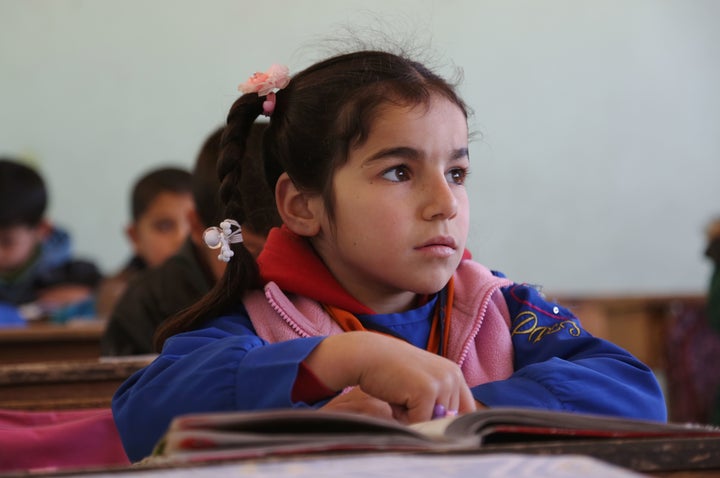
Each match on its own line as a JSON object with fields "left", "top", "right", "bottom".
{"left": 256, "top": 226, "right": 374, "bottom": 314}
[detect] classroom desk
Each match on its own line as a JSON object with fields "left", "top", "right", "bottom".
{"left": 0, "top": 320, "right": 105, "bottom": 364}
{"left": 5, "top": 450, "right": 718, "bottom": 478}
{"left": 0, "top": 356, "right": 154, "bottom": 410}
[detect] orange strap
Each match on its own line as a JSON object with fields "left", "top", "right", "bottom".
{"left": 427, "top": 277, "right": 454, "bottom": 356}
{"left": 322, "top": 277, "right": 454, "bottom": 356}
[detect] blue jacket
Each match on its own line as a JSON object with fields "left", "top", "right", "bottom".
{"left": 0, "top": 227, "right": 101, "bottom": 305}
{"left": 112, "top": 267, "right": 666, "bottom": 462}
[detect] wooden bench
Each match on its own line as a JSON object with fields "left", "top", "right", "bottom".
{"left": 0, "top": 356, "right": 154, "bottom": 410}
{"left": 0, "top": 320, "right": 105, "bottom": 364}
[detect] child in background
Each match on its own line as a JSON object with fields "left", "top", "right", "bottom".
{"left": 95, "top": 167, "right": 193, "bottom": 319}
{"left": 112, "top": 52, "right": 667, "bottom": 461}
{"left": 706, "top": 217, "right": 720, "bottom": 334}
{"left": 705, "top": 216, "right": 720, "bottom": 424}
{"left": 100, "top": 123, "right": 279, "bottom": 356}
{"left": 0, "top": 158, "right": 101, "bottom": 317}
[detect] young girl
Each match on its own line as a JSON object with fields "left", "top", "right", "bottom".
{"left": 112, "top": 51, "right": 667, "bottom": 461}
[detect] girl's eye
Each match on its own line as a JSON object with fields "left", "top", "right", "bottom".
{"left": 446, "top": 167, "right": 469, "bottom": 185}
{"left": 381, "top": 165, "right": 411, "bottom": 182}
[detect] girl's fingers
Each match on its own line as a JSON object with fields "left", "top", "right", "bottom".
{"left": 458, "top": 384, "right": 477, "bottom": 413}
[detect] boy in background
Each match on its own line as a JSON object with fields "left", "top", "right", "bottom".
{"left": 0, "top": 158, "right": 101, "bottom": 316}
{"left": 95, "top": 167, "right": 193, "bottom": 319}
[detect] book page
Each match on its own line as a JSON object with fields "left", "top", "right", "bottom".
{"left": 409, "top": 415, "right": 457, "bottom": 441}
{"left": 160, "top": 409, "right": 448, "bottom": 459}
{"left": 443, "top": 407, "right": 720, "bottom": 442}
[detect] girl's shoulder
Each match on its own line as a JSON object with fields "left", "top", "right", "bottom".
{"left": 160, "top": 304, "right": 261, "bottom": 356}
{"left": 205, "top": 303, "right": 255, "bottom": 327}
{"left": 499, "top": 281, "right": 580, "bottom": 324}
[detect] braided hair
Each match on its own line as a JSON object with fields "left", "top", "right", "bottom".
{"left": 154, "top": 100, "right": 275, "bottom": 348}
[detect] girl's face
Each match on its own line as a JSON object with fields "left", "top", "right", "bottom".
{"left": 311, "top": 95, "right": 470, "bottom": 314}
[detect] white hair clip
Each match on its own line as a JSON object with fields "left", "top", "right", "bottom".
{"left": 203, "top": 219, "right": 243, "bottom": 262}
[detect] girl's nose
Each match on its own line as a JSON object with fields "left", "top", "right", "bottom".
{"left": 421, "top": 174, "right": 458, "bottom": 221}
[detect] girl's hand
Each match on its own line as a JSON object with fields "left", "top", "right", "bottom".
{"left": 320, "top": 387, "right": 394, "bottom": 421}
{"left": 305, "top": 331, "right": 476, "bottom": 424}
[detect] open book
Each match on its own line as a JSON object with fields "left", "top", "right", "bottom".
{"left": 150, "top": 407, "right": 720, "bottom": 472}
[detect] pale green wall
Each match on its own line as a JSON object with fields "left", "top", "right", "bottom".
{"left": 1, "top": 0, "right": 719, "bottom": 295}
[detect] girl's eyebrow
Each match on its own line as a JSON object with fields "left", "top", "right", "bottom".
{"left": 451, "top": 147, "right": 469, "bottom": 160}
{"left": 365, "top": 146, "right": 419, "bottom": 163}
{"left": 364, "top": 146, "right": 469, "bottom": 163}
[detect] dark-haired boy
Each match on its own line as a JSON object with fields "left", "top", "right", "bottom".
{"left": 94, "top": 166, "right": 193, "bottom": 319}
{"left": 0, "top": 158, "right": 101, "bottom": 314}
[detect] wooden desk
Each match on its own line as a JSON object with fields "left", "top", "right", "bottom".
{"left": 10, "top": 451, "right": 716, "bottom": 478}
{"left": 484, "top": 436, "right": 720, "bottom": 476}
{"left": 0, "top": 356, "right": 154, "bottom": 410}
{"left": 0, "top": 321, "right": 105, "bottom": 364}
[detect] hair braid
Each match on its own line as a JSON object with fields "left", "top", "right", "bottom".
{"left": 218, "top": 95, "right": 264, "bottom": 224}
{"left": 153, "top": 94, "right": 265, "bottom": 350}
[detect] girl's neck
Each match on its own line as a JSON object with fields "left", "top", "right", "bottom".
{"left": 307, "top": 237, "right": 420, "bottom": 314}
{"left": 341, "top": 284, "right": 419, "bottom": 314}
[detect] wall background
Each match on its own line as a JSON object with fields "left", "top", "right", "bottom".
{"left": 1, "top": 0, "right": 719, "bottom": 296}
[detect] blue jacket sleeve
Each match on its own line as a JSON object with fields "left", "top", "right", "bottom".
{"left": 472, "top": 284, "right": 667, "bottom": 422}
{"left": 111, "top": 307, "right": 326, "bottom": 462}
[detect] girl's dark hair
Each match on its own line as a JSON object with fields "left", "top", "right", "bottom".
{"left": 154, "top": 50, "right": 467, "bottom": 350}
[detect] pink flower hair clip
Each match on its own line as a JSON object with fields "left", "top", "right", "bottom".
{"left": 238, "top": 64, "right": 291, "bottom": 117}
{"left": 203, "top": 219, "right": 243, "bottom": 262}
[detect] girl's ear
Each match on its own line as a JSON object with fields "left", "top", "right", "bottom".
{"left": 275, "top": 172, "right": 322, "bottom": 237}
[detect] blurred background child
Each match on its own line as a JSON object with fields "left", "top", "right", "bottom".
{"left": 0, "top": 157, "right": 101, "bottom": 321}
{"left": 95, "top": 166, "right": 193, "bottom": 319}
